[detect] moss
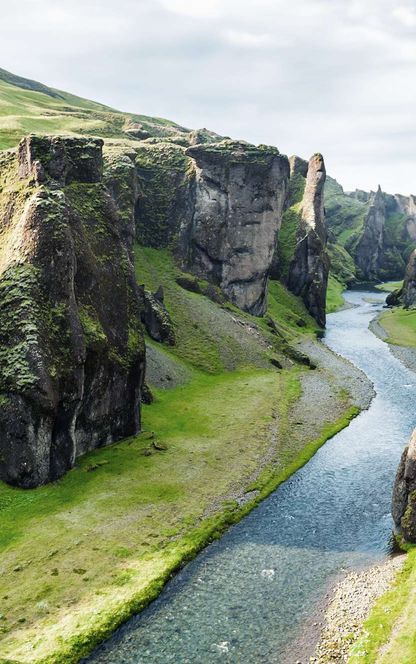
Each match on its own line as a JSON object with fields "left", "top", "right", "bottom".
{"left": 134, "top": 141, "right": 193, "bottom": 248}
{"left": 78, "top": 305, "right": 107, "bottom": 347}
{"left": 0, "top": 263, "right": 42, "bottom": 392}
{"left": 277, "top": 202, "right": 302, "bottom": 279}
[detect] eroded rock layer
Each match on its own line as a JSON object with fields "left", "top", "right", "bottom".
{"left": 0, "top": 136, "right": 145, "bottom": 488}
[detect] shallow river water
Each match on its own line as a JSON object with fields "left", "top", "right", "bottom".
{"left": 86, "top": 290, "right": 416, "bottom": 663}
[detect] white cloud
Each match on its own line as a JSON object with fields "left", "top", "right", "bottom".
{"left": 392, "top": 5, "right": 416, "bottom": 28}
{"left": 158, "top": 0, "right": 221, "bottom": 18}
{"left": 222, "top": 29, "right": 274, "bottom": 49}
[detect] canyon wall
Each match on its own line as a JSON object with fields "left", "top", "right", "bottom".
{"left": 0, "top": 136, "right": 145, "bottom": 488}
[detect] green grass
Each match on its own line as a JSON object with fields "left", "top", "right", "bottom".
{"left": 348, "top": 549, "right": 416, "bottom": 664}
{"left": 379, "top": 307, "right": 416, "bottom": 347}
{"left": 0, "top": 73, "right": 188, "bottom": 151}
{"left": 326, "top": 274, "right": 345, "bottom": 313}
{"left": 375, "top": 280, "right": 403, "bottom": 293}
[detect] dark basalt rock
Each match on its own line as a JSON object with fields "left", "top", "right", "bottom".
{"left": 18, "top": 134, "right": 103, "bottom": 185}
{"left": 0, "top": 136, "right": 145, "bottom": 488}
{"left": 140, "top": 287, "right": 175, "bottom": 345}
{"left": 287, "top": 154, "right": 329, "bottom": 328}
{"left": 392, "top": 429, "right": 416, "bottom": 542}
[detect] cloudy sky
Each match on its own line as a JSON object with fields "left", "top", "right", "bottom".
{"left": 1, "top": 0, "right": 415, "bottom": 193}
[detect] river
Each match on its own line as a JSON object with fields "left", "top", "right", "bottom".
{"left": 86, "top": 290, "right": 416, "bottom": 663}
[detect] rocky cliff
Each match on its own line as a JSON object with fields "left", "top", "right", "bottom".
{"left": 0, "top": 136, "right": 145, "bottom": 488}
{"left": 182, "top": 141, "right": 290, "bottom": 315}
{"left": 354, "top": 186, "right": 387, "bottom": 281}
{"left": 130, "top": 139, "right": 291, "bottom": 316}
{"left": 402, "top": 249, "right": 416, "bottom": 308}
{"left": 392, "top": 428, "right": 416, "bottom": 542}
{"left": 325, "top": 180, "right": 414, "bottom": 284}
{"left": 286, "top": 154, "right": 329, "bottom": 327}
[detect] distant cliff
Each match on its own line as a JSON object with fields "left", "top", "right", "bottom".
{"left": 325, "top": 179, "right": 415, "bottom": 284}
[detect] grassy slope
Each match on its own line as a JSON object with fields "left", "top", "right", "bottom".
{"left": 0, "top": 74, "right": 188, "bottom": 150}
{"left": 378, "top": 307, "right": 416, "bottom": 347}
{"left": 324, "top": 177, "right": 367, "bottom": 249}
{"left": 375, "top": 280, "right": 403, "bottom": 293}
{"left": 0, "top": 244, "right": 359, "bottom": 663}
{"left": 326, "top": 275, "right": 346, "bottom": 313}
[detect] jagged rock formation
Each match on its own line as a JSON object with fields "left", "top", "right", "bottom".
{"left": 287, "top": 154, "right": 329, "bottom": 327}
{"left": 354, "top": 186, "right": 387, "bottom": 281}
{"left": 392, "top": 429, "right": 416, "bottom": 542}
{"left": 0, "top": 136, "right": 145, "bottom": 488}
{"left": 326, "top": 180, "right": 415, "bottom": 284}
{"left": 182, "top": 141, "right": 290, "bottom": 315}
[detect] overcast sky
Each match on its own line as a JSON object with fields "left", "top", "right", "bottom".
{"left": 1, "top": 0, "right": 415, "bottom": 193}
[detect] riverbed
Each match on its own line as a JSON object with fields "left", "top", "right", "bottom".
{"left": 86, "top": 290, "right": 416, "bottom": 663}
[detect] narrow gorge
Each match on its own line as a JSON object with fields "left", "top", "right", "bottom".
{"left": 0, "top": 66, "right": 415, "bottom": 664}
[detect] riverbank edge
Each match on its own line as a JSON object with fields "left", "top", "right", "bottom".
{"left": 2, "top": 408, "right": 363, "bottom": 664}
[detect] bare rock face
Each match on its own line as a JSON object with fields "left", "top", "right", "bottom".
{"left": 402, "top": 249, "right": 416, "bottom": 308}
{"left": 0, "top": 136, "right": 145, "bottom": 488}
{"left": 354, "top": 186, "right": 386, "bottom": 281}
{"left": 287, "top": 154, "right": 329, "bottom": 327}
{"left": 392, "top": 429, "right": 416, "bottom": 542}
{"left": 183, "top": 141, "right": 290, "bottom": 315}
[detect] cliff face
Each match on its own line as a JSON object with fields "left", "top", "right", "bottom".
{"left": 287, "top": 154, "right": 329, "bottom": 327}
{"left": 182, "top": 141, "right": 290, "bottom": 315}
{"left": 392, "top": 429, "right": 416, "bottom": 542}
{"left": 131, "top": 140, "right": 291, "bottom": 316}
{"left": 402, "top": 249, "right": 416, "bottom": 308}
{"left": 354, "top": 186, "right": 386, "bottom": 281}
{"left": 0, "top": 136, "right": 145, "bottom": 488}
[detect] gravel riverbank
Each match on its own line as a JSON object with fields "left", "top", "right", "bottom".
{"left": 310, "top": 555, "right": 405, "bottom": 664}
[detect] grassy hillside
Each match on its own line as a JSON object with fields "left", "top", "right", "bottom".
{"left": 0, "top": 68, "right": 189, "bottom": 150}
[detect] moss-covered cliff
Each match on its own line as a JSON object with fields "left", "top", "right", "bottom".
{"left": 0, "top": 136, "right": 145, "bottom": 488}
